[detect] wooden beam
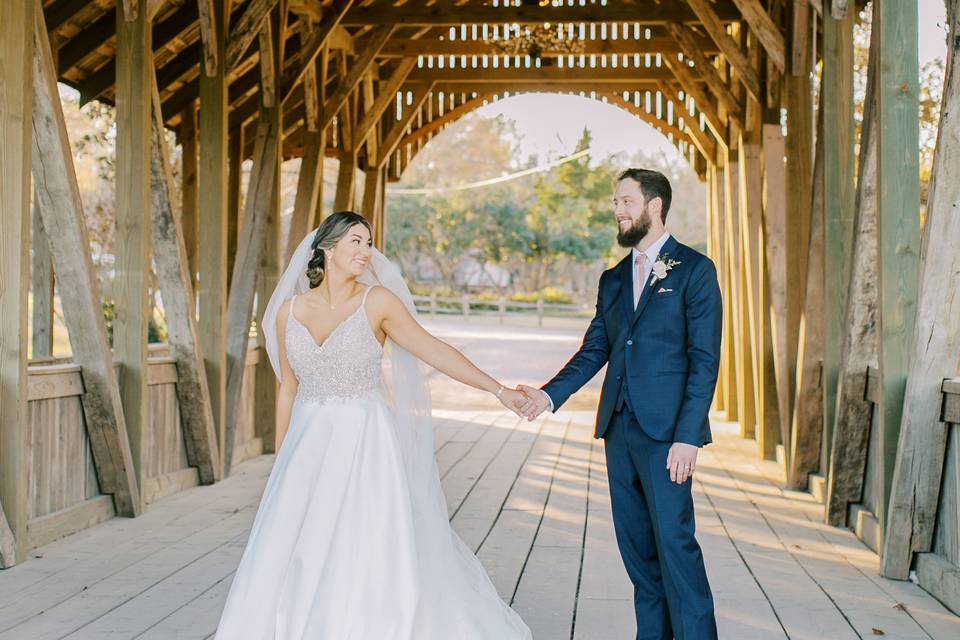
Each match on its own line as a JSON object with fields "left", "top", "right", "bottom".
{"left": 731, "top": 0, "right": 787, "bottom": 73}
{"left": 376, "top": 34, "right": 714, "bottom": 58}
{"left": 149, "top": 77, "right": 222, "bottom": 485}
{"left": 225, "top": 0, "right": 277, "bottom": 70}
{"left": 197, "top": 0, "right": 219, "bottom": 76}
{"left": 0, "top": 0, "right": 33, "bottom": 567}
{"left": 223, "top": 109, "right": 281, "bottom": 473}
{"left": 882, "top": 0, "right": 960, "bottom": 578}
{"left": 280, "top": 0, "right": 354, "bottom": 105}
{"left": 684, "top": 0, "right": 762, "bottom": 102}
{"left": 31, "top": 2, "right": 140, "bottom": 517}
{"left": 31, "top": 194, "right": 55, "bottom": 358}
{"left": 409, "top": 65, "right": 676, "bottom": 84}
{"left": 258, "top": 17, "right": 276, "bottom": 107}
{"left": 342, "top": 2, "right": 744, "bottom": 26}
{"left": 333, "top": 64, "right": 358, "bottom": 212}
{"left": 198, "top": 0, "right": 229, "bottom": 472}
{"left": 666, "top": 24, "right": 743, "bottom": 123}
{"left": 764, "top": 122, "right": 792, "bottom": 457}
{"left": 318, "top": 25, "right": 396, "bottom": 133}
{"left": 874, "top": 0, "right": 922, "bottom": 546}
{"left": 287, "top": 130, "right": 324, "bottom": 262}
{"left": 226, "top": 126, "right": 244, "bottom": 290}
{"left": 662, "top": 56, "right": 726, "bottom": 143}
{"left": 429, "top": 81, "right": 665, "bottom": 95}
{"left": 376, "top": 82, "right": 432, "bottom": 167}
{"left": 114, "top": 0, "right": 154, "bottom": 487}
{"left": 605, "top": 89, "right": 706, "bottom": 160}
{"left": 830, "top": 0, "right": 850, "bottom": 20}
{"left": 825, "top": 43, "right": 879, "bottom": 525}
{"left": 354, "top": 58, "right": 417, "bottom": 150}
{"left": 180, "top": 101, "right": 199, "bottom": 291}
{"left": 724, "top": 147, "right": 751, "bottom": 437}
{"left": 397, "top": 91, "right": 490, "bottom": 150}
{"left": 821, "top": 8, "right": 856, "bottom": 479}
{"left": 300, "top": 20, "right": 319, "bottom": 131}
{"left": 790, "top": 0, "right": 811, "bottom": 76}
{"left": 788, "top": 93, "right": 826, "bottom": 490}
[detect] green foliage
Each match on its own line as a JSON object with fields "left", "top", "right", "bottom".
{"left": 509, "top": 287, "right": 574, "bottom": 304}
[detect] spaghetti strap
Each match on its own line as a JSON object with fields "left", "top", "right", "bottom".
{"left": 288, "top": 295, "right": 297, "bottom": 322}
{"left": 361, "top": 285, "right": 377, "bottom": 309}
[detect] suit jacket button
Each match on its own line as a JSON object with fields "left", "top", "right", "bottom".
{"left": 616, "top": 375, "right": 622, "bottom": 381}
{"left": 626, "top": 339, "right": 633, "bottom": 346}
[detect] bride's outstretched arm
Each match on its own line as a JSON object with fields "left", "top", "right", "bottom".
{"left": 370, "top": 288, "right": 526, "bottom": 414}
{"left": 274, "top": 301, "right": 299, "bottom": 449}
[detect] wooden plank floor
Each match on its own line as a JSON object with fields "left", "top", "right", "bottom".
{"left": 1, "top": 319, "right": 957, "bottom": 639}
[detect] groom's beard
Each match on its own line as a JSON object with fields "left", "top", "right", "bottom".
{"left": 617, "top": 209, "right": 652, "bottom": 248}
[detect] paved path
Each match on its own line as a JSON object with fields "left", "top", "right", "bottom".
{"left": 0, "top": 319, "right": 956, "bottom": 639}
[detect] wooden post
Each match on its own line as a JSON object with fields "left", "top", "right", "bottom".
{"left": 874, "top": 0, "right": 921, "bottom": 542}
{"left": 223, "top": 108, "right": 281, "bottom": 473}
{"left": 286, "top": 47, "right": 325, "bottom": 261}
{"left": 198, "top": 0, "right": 229, "bottom": 472}
{"left": 738, "top": 136, "right": 764, "bottom": 442}
{"left": 708, "top": 164, "right": 725, "bottom": 413}
{"left": 724, "top": 146, "right": 753, "bottom": 438}
{"left": 826, "top": 37, "right": 879, "bottom": 525}
{"left": 882, "top": 0, "right": 960, "bottom": 578}
{"left": 30, "top": 194, "right": 55, "bottom": 358}
{"left": 31, "top": 3, "right": 140, "bottom": 517}
{"left": 334, "top": 102, "right": 358, "bottom": 210}
{"left": 716, "top": 156, "right": 737, "bottom": 421}
{"left": 254, "top": 3, "right": 285, "bottom": 457}
{"left": 149, "top": 80, "right": 222, "bottom": 485}
{"left": 0, "top": 0, "right": 33, "bottom": 567}
{"left": 788, "top": 95, "right": 826, "bottom": 490}
{"left": 114, "top": 0, "right": 153, "bottom": 486}
{"left": 179, "top": 100, "right": 199, "bottom": 292}
{"left": 226, "top": 126, "right": 243, "bottom": 291}
{"left": 762, "top": 122, "right": 790, "bottom": 458}
{"left": 820, "top": 8, "right": 856, "bottom": 479}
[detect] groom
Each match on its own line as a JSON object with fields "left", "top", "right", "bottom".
{"left": 517, "top": 168, "right": 721, "bottom": 639}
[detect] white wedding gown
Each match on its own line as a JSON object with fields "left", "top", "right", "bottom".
{"left": 215, "top": 287, "right": 532, "bottom": 639}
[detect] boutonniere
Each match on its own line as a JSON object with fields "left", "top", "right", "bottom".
{"left": 649, "top": 252, "right": 681, "bottom": 286}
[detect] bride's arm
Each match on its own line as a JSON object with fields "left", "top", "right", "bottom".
{"left": 370, "top": 288, "right": 525, "bottom": 413}
{"left": 274, "top": 301, "right": 299, "bottom": 450}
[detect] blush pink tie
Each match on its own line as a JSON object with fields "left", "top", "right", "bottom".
{"left": 634, "top": 253, "right": 646, "bottom": 309}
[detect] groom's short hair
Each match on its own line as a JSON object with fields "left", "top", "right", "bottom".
{"left": 617, "top": 168, "right": 672, "bottom": 222}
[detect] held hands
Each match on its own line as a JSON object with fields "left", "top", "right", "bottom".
{"left": 666, "top": 442, "right": 699, "bottom": 484}
{"left": 494, "top": 384, "right": 550, "bottom": 420}
{"left": 515, "top": 385, "right": 551, "bottom": 421}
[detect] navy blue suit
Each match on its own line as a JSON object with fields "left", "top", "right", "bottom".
{"left": 543, "top": 235, "right": 721, "bottom": 639}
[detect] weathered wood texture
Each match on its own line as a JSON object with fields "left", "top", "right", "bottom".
{"left": 874, "top": 0, "right": 922, "bottom": 544}
{"left": 731, "top": 0, "right": 786, "bottom": 72}
{"left": 179, "top": 102, "right": 199, "bottom": 291}
{"left": 763, "top": 123, "right": 789, "bottom": 456}
{"left": 826, "top": 42, "right": 879, "bottom": 525}
{"left": 287, "top": 130, "right": 324, "bottom": 261}
{"left": 666, "top": 23, "right": 742, "bottom": 123}
{"left": 234, "top": 348, "right": 263, "bottom": 465}
{"left": 377, "top": 83, "right": 432, "bottom": 167}
{"left": 737, "top": 138, "right": 762, "bottom": 441}
{"left": 223, "top": 110, "right": 280, "bottom": 474}
{"left": 354, "top": 59, "right": 417, "bottom": 150}
{"left": 821, "top": 10, "right": 856, "bottom": 479}
{"left": 198, "top": 0, "right": 229, "bottom": 473}
{"left": 788, "top": 98, "right": 825, "bottom": 490}
{"left": 196, "top": 0, "right": 218, "bottom": 76}
{"left": 685, "top": 0, "right": 761, "bottom": 101}
{"left": 0, "top": 0, "right": 33, "bottom": 568}
{"left": 882, "top": 0, "right": 960, "bottom": 579}
{"left": 280, "top": 0, "right": 355, "bottom": 103}
{"left": 225, "top": 0, "right": 277, "bottom": 70}
{"left": 320, "top": 25, "right": 395, "bottom": 134}
{"left": 31, "top": 4, "right": 141, "bottom": 518}
{"left": 30, "top": 199, "right": 55, "bottom": 358}
{"left": 114, "top": 0, "right": 153, "bottom": 488}
{"left": 150, "top": 82, "right": 221, "bottom": 484}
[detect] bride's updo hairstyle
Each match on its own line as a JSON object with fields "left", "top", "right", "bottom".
{"left": 305, "top": 211, "right": 373, "bottom": 288}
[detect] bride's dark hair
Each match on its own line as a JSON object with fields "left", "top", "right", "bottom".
{"left": 305, "top": 211, "right": 373, "bottom": 288}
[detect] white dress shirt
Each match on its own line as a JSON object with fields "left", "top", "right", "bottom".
{"left": 540, "top": 231, "right": 673, "bottom": 412}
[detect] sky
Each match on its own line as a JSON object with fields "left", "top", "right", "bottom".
{"left": 475, "top": 1, "right": 950, "bottom": 163}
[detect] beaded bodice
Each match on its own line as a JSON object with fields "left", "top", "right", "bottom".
{"left": 285, "top": 287, "right": 384, "bottom": 404}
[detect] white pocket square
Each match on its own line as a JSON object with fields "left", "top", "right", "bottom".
{"left": 657, "top": 287, "right": 673, "bottom": 293}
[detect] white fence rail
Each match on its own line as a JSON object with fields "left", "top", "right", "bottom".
{"left": 411, "top": 294, "right": 590, "bottom": 327}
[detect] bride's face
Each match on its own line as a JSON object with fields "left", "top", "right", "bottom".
{"left": 327, "top": 224, "right": 373, "bottom": 277}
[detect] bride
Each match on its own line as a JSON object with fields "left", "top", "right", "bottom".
{"left": 214, "top": 211, "right": 533, "bottom": 639}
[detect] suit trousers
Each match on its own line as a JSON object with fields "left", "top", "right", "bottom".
{"left": 604, "top": 407, "right": 718, "bottom": 640}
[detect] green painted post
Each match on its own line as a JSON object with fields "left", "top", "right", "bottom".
{"left": 821, "top": 8, "right": 856, "bottom": 480}
{"left": 875, "top": 0, "right": 921, "bottom": 536}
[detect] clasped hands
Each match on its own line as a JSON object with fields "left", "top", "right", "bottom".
{"left": 495, "top": 385, "right": 699, "bottom": 485}
{"left": 494, "top": 384, "right": 551, "bottom": 421}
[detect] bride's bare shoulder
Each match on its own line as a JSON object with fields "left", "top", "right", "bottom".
{"left": 365, "top": 286, "right": 408, "bottom": 318}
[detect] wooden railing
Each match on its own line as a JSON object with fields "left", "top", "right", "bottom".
{"left": 411, "top": 294, "right": 589, "bottom": 327}
{"left": 23, "top": 344, "right": 262, "bottom": 550}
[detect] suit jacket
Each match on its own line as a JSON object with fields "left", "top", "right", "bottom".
{"left": 542, "top": 235, "right": 722, "bottom": 445}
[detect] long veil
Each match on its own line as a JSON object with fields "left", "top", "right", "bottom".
{"left": 262, "top": 229, "right": 437, "bottom": 493}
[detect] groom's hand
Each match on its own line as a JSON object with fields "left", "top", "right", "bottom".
{"left": 516, "top": 385, "right": 551, "bottom": 421}
{"left": 666, "top": 442, "right": 699, "bottom": 484}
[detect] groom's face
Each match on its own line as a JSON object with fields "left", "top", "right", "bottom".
{"left": 614, "top": 178, "right": 653, "bottom": 248}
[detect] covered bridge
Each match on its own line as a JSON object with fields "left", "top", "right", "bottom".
{"left": 1, "top": 0, "right": 959, "bottom": 618}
